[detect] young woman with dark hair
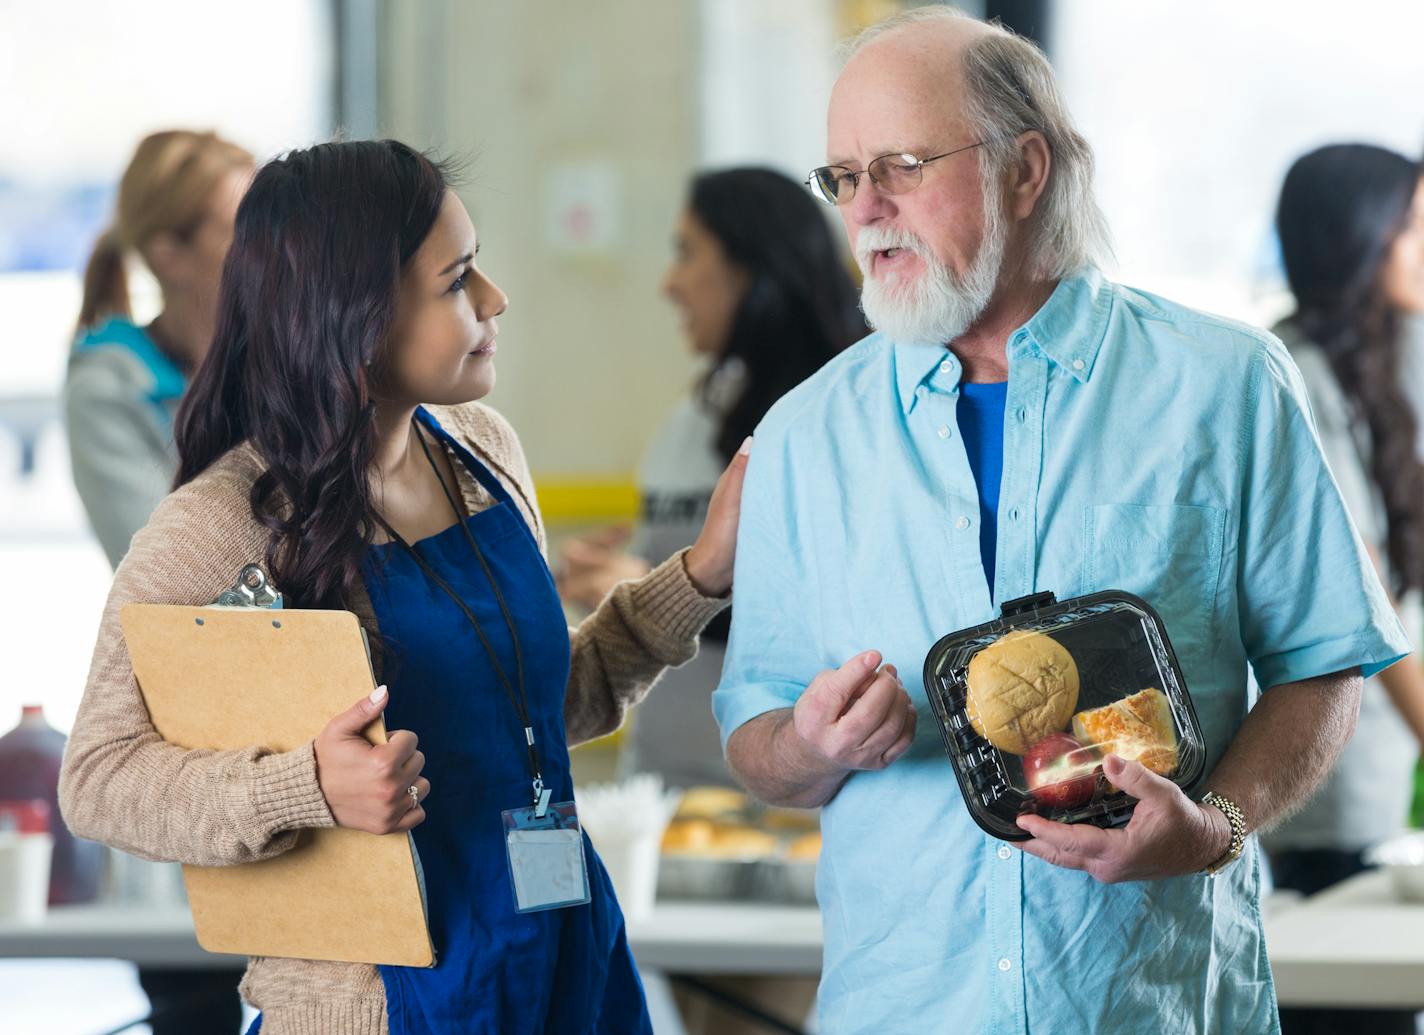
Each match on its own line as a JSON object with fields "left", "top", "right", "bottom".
{"left": 559, "top": 167, "right": 865, "bottom": 788}
{"left": 58, "top": 139, "right": 746, "bottom": 1035}
{"left": 1266, "top": 143, "right": 1424, "bottom": 1035}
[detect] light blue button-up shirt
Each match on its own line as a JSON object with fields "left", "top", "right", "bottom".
{"left": 714, "top": 269, "right": 1409, "bottom": 1035}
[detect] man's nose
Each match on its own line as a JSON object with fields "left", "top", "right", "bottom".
{"left": 846, "top": 175, "right": 896, "bottom": 227}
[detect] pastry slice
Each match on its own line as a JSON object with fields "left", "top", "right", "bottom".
{"left": 1071, "top": 687, "right": 1178, "bottom": 777}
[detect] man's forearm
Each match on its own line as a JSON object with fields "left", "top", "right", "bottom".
{"left": 726, "top": 709, "right": 852, "bottom": 809}
{"left": 1206, "top": 668, "right": 1362, "bottom": 835}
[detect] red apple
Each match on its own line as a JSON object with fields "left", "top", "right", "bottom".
{"left": 1024, "top": 733, "right": 1100, "bottom": 810}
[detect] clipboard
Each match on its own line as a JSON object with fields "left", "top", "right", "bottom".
{"left": 119, "top": 566, "right": 434, "bottom": 967}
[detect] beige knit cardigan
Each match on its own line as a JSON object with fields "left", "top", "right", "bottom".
{"left": 58, "top": 401, "right": 728, "bottom": 1034}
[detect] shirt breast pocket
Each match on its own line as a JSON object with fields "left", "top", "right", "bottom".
{"left": 1083, "top": 503, "right": 1227, "bottom": 663}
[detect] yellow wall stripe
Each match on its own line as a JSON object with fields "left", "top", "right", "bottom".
{"left": 534, "top": 477, "right": 640, "bottom": 524}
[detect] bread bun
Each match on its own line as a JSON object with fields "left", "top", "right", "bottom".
{"left": 702, "top": 827, "right": 779, "bottom": 860}
{"left": 786, "top": 832, "right": 822, "bottom": 862}
{"left": 662, "top": 819, "right": 717, "bottom": 854}
{"left": 965, "top": 630, "right": 1080, "bottom": 755}
{"left": 675, "top": 786, "right": 749, "bottom": 820}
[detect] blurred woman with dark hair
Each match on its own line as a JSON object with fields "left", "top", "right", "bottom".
{"left": 560, "top": 167, "right": 865, "bottom": 787}
{"left": 58, "top": 139, "right": 745, "bottom": 1034}
{"left": 1266, "top": 143, "right": 1424, "bottom": 1035}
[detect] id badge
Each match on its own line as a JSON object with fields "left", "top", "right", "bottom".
{"left": 502, "top": 800, "right": 591, "bottom": 914}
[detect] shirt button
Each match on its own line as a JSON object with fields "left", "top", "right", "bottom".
{"left": 998, "top": 958, "right": 1013, "bottom": 972}
{"left": 1072, "top": 358, "right": 1086, "bottom": 371}
{"left": 1017, "top": 407, "right": 1027, "bottom": 423}
{"left": 939, "top": 359, "right": 954, "bottom": 375}
{"left": 955, "top": 516, "right": 971, "bottom": 531}
{"left": 997, "top": 845, "right": 1012, "bottom": 860}
{"left": 937, "top": 424, "right": 951, "bottom": 439}
{"left": 1009, "top": 507, "right": 1020, "bottom": 521}
{"left": 916, "top": 385, "right": 928, "bottom": 399}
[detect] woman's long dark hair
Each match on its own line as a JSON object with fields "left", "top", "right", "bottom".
{"left": 1277, "top": 143, "right": 1424, "bottom": 595}
{"left": 174, "top": 140, "right": 451, "bottom": 609}
{"left": 688, "top": 168, "right": 866, "bottom": 460}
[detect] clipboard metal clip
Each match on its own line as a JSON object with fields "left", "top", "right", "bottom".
{"left": 211, "top": 564, "right": 284, "bottom": 610}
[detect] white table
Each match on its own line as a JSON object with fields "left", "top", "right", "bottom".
{"left": 1, "top": 874, "right": 1419, "bottom": 1013}
{"left": 0, "top": 899, "right": 822, "bottom": 1035}
{"left": 1263, "top": 870, "right": 1424, "bottom": 1009}
{"left": 0, "top": 899, "right": 822, "bottom": 972}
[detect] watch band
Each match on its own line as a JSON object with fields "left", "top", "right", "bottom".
{"left": 1200, "top": 791, "right": 1246, "bottom": 875}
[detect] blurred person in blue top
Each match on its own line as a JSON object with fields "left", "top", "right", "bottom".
{"left": 64, "top": 129, "right": 253, "bottom": 1035}
{"left": 713, "top": 8, "right": 1410, "bottom": 1035}
{"left": 66, "top": 129, "right": 254, "bottom": 567}
{"left": 558, "top": 167, "right": 865, "bottom": 790}
{"left": 1265, "top": 143, "right": 1424, "bottom": 1035}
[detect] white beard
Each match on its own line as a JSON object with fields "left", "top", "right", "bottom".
{"left": 856, "top": 195, "right": 1007, "bottom": 347}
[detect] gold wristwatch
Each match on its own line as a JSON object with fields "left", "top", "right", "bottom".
{"left": 1200, "top": 791, "right": 1246, "bottom": 875}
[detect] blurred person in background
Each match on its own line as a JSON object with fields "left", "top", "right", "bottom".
{"left": 59, "top": 139, "right": 745, "bottom": 1035}
{"left": 63, "top": 128, "right": 254, "bottom": 1035}
{"left": 67, "top": 129, "right": 254, "bottom": 567}
{"left": 1266, "top": 142, "right": 1424, "bottom": 1035}
{"left": 558, "top": 167, "right": 865, "bottom": 790}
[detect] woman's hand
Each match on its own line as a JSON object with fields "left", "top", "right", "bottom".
{"left": 684, "top": 437, "right": 752, "bottom": 598}
{"left": 557, "top": 527, "right": 652, "bottom": 610}
{"left": 313, "top": 686, "right": 429, "bottom": 834}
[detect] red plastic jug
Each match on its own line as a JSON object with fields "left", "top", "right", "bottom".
{"left": 0, "top": 706, "right": 104, "bottom": 904}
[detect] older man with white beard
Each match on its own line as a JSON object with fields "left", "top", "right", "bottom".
{"left": 712, "top": 9, "right": 1410, "bottom": 1035}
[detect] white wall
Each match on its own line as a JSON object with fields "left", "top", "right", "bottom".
{"left": 1052, "top": 0, "right": 1424, "bottom": 324}
{"left": 0, "top": 0, "right": 334, "bottom": 733}
{"left": 380, "top": 0, "right": 706, "bottom": 481}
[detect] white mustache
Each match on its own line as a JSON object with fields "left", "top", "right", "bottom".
{"left": 855, "top": 225, "right": 933, "bottom": 271}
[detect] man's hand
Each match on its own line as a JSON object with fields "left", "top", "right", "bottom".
{"left": 791, "top": 650, "right": 918, "bottom": 773}
{"left": 724, "top": 650, "right": 919, "bottom": 809}
{"left": 1015, "top": 754, "right": 1232, "bottom": 882}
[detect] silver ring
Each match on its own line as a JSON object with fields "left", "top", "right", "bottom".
{"left": 408, "top": 785, "right": 420, "bottom": 810}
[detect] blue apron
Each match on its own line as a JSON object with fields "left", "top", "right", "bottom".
{"left": 248, "top": 408, "right": 650, "bottom": 1035}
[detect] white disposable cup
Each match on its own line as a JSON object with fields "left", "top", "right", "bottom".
{"left": 0, "top": 831, "right": 53, "bottom": 923}
{"left": 594, "top": 831, "right": 662, "bottom": 922}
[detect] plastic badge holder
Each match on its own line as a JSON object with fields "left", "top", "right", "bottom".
{"left": 922, "top": 590, "right": 1207, "bottom": 842}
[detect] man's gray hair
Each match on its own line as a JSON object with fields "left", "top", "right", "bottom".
{"left": 844, "top": 6, "right": 1113, "bottom": 279}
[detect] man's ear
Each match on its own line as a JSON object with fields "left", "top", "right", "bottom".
{"left": 1008, "top": 130, "right": 1052, "bottom": 223}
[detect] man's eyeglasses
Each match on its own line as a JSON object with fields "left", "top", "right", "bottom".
{"left": 805, "top": 141, "right": 988, "bottom": 206}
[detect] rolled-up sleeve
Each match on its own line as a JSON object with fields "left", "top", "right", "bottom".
{"left": 712, "top": 417, "right": 821, "bottom": 749}
{"left": 1236, "top": 338, "right": 1410, "bottom": 690}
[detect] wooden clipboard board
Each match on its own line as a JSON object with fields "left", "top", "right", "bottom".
{"left": 119, "top": 600, "right": 434, "bottom": 967}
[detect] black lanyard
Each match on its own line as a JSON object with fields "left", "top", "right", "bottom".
{"left": 371, "top": 419, "right": 546, "bottom": 810}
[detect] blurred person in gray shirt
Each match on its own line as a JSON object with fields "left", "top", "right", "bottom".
{"left": 1267, "top": 142, "right": 1424, "bottom": 1035}
{"left": 67, "top": 130, "right": 252, "bottom": 566}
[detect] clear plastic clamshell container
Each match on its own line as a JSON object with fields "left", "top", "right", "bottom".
{"left": 921, "top": 590, "right": 1207, "bottom": 841}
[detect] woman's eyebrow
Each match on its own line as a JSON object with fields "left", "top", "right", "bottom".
{"left": 437, "top": 251, "right": 473, "bottom": 276}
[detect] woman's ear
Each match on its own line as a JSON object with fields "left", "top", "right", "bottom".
{"left": 143, "top": 231, "right": 187, "bottom": 286}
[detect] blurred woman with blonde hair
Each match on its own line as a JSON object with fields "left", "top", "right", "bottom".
{"left": 63, "top": 128, "right": 253, "bottom": 1035}
{"left": 66, "top": 129, "right": 253, "bottom": 567}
